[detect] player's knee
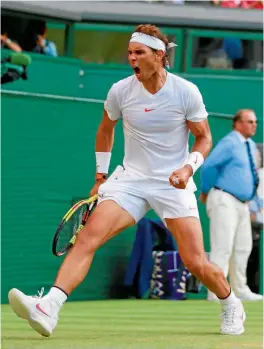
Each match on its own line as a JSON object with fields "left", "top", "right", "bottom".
{"left": 75, "top": 223, "right": 103, "bottom": 253}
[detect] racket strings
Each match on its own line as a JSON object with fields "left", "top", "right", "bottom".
{"left": 56, "top": 205, "right": 87, "bottom": 253}
{"left": 52, "top": 195, "right": 98, "bottom": 256}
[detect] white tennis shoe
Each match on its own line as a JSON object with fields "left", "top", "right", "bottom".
{"left": 8, "top": 288, "right": 58, "bottom": 337}
{"left": 220, "top": 299, "right": 246, "bottom": 335}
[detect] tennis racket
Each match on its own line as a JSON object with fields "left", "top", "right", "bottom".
{"left": 52, "top": 194, "right": 98, "bottom": 257}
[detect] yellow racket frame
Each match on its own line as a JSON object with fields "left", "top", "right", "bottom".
{"left": 52, "top": 194, "right": 98, "bottom": 256}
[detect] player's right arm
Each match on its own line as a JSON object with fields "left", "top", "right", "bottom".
{"left": 96, "top": 110, "right": 118, "bottom": 153}
{"left": 90, "top": 82, "right": 122, "bottom": 196}
{"left": 90, "top": 111, "right": 118, "bottom": 196}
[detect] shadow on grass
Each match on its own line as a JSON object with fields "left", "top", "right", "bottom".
{"left": 2, "top": 335, "right": 103, "bottom": 341}
{"left": 2, "top": 332, "right": 221, "bottom": 341}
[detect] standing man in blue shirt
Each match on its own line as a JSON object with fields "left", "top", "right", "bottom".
{"left": 200, "top": 109, "right": 263, "bottom": 301}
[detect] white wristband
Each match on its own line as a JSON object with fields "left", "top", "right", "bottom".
{"left": 95, "top": 152, "right": 111, "bottom": 174}
{"left": 186, "top": 151, "right": 204, "bottom": 175}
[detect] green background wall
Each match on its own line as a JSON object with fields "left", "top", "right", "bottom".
{"left": 1, "top": 53, "right": 263, "bottom": 303}
{"left": 3, "top": 52, "right": 263, "bottom": 117}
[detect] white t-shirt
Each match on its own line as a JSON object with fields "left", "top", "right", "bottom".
{"left": 104, "top": 72, "right": 208, "bottom": 187}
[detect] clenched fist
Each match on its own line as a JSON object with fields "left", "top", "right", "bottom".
{"left": 169, "top": 165, "right": 193, "bottom": 189}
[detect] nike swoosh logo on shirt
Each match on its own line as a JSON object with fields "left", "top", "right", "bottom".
{"left": 144, "top": 108, "right": 155, "bottom": 112}
{"left": 36, "top": 303, "right": 50, "bottom": 317}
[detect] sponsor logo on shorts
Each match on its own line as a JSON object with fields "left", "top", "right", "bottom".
{"left": 144, "top": 108, "right": 155, "bottom": 112}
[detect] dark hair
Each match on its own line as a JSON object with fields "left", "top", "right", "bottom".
{"left": 134, "top": 24, "right": 169, "bottom": 67}
{"left": 28, "top": 20, "right": 47, "bottom": 36}
{"left": 1, "top": 17, "right": 8, "bottom": 35}
{"left": 21, "top": 20, "right": 47, "bottom": 51}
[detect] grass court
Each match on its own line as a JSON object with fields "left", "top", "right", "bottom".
{"left": 2, "top": 299, "right": 263, "bottom": 349}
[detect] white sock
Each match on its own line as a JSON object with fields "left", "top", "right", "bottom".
{"left": 218, "top": 289, "right": 238, "bottom": 307}
{"left": 44, "top": 286, "right": 68, "bottom": 310}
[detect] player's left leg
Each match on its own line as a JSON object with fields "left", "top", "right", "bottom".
{"left": 148, "top": 187, "right": 245, "bottom": 335}
{"left": 165, "top": 217, "right": 229, "bottom": 298}
{"left": 165, "top": 216, "right": 246, "bottom": 335}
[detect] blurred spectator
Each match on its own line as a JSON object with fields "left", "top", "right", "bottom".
{"left": 205, "top": 45, "right": 232, "bottom": 69}
{"left": 205, "top": 38, "right": 248, "bottom": 70}
{"left": 222, "top": 37, "right": 247, "bottom": 69}
{"left": 1, "top": 25, "right": 22, "bottom": 53}
{"left": 212, "top": 0, "right": 263, "bottom": 9}
{"left": 200, "top": 109, "right": 263, "bottom": 301}
{"left": 212, "top": 0, "right": 242, "bottom": 8}
{"left": 194, "top": 38, "right": 232, "bottom": 69}
{"left": 239, "top": 0, "right": 263, "bottom": 9}
{"left": 166, "top": 0, "right": 185, "bottom": 4}
{"left": 222, "top": 38, "right": 242, "bottom": 61}
{"left": 31, "top": 22, "right": 58, "bottom": 57}
{"left": 250, "top": 1, "right": 264, "bottom": 9}
{"left": 195, "top": 36, "right": 255, "bottom": 70}
{"left": 20, "top": 20, "right": 58, "bottom": 57}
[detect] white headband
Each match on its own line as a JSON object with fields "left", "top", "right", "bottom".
{"left": 129, "top": 32, "right": 177, "bottom": 52}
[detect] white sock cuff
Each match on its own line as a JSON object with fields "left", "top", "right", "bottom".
{"left": 48, "top": 286, "right": 68, "bottom": 307}
{"left": 219, "top": 289, "right": 237, "bottom": 306}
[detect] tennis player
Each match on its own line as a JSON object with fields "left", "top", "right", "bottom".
{"left": 8, "top": 24, "right": 246, "bottom": 337}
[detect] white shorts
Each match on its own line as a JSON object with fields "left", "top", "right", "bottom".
{"left": 98, "top": 165, "right": 199, "bottom": 223}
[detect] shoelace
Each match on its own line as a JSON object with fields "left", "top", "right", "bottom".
{"left": 32, "top": 287, "right": 44, "bottom": 299}
{"left": 220, "top": 306, "right": 236, "bottom": 327}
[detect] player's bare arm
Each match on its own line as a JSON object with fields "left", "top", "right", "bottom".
{"left": 186, "top": 119, "right": 212, "bottom": 159}
{"left": 96, "top": 110, "right": 118, "bottom": 153}
{"left": 190, "top": 119, "right": 213, "bottom": 202}
{"left": 90, "top": 110, "right": 118, "bottom": 196}
{"left": 169, "top": 119, "right": 212, "bottom": 189}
